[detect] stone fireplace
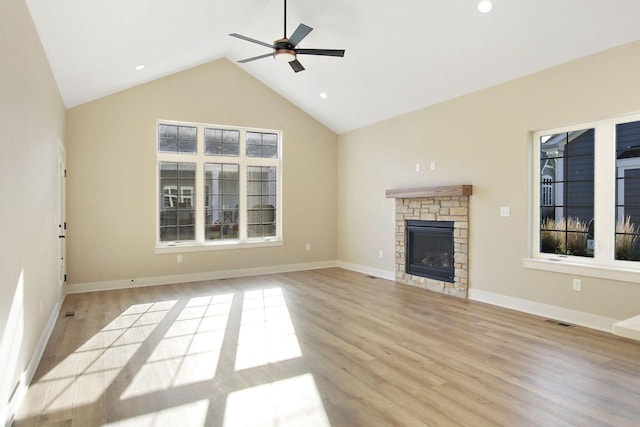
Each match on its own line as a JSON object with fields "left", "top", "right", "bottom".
{"left": 386, "top": 185, "right": 472, "bottom": 298}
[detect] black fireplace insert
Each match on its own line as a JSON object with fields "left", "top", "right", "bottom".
{"left": 406, "top": 220, "right": 455, "bottom": 282}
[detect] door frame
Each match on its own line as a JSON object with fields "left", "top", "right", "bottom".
{"left": 57, "top": 139, "right": 66, "bottom": 293}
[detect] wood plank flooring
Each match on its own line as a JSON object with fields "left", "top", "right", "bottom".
{"left": 13, "top": 268, "right": 640, "bottom": 426}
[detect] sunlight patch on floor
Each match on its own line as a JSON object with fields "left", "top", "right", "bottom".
{"left": 121, "top": 293, "right": 233, "bottom": 399}
{"left": 23, "top": 301, "right": 177, "bottom": 415}
{"left": 223, "top": 373, "right": 330, "bottom": 427}
{"left": 235, "top": 288, "right": 302, "bottom": 371}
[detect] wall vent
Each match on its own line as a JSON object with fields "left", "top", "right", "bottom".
{"left": 545, "top": 319, "right": 574, "bottom": 328}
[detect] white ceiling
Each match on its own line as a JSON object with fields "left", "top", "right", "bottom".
{"left": 25, "top": 0, "right": 640, "bottom": 134}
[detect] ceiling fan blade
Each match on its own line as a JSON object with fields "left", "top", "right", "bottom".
{"left": 238, "top": 53, "right": 274, "bottom": 63}
{"left": 288, "top": 23, "right": 313, "bottom": 46}
{"left": 295, "top": 48, "right": 345, "bottom": 57}
{"left": 229, "top": 33, "right": 273, "bottom": 49}
{"left": 289, "top": 59, "right": 305, "bottom": 73}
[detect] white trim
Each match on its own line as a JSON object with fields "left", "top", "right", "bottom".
{"left": 57, "top": 139, "right": 66, "bottom": 289}
{"left": 468, "top": 288, "right": 618, "bottom": 333}
{"left": 155, "top": 239, "right": 283, "bottom": 254}
{"left": 5, "top": 298, "right": 63, "bottom": 427}
{"left": 65, "top": 261, "right": 338, "bottom": 294}
{"left": 522, "top": 257, "right": 640, "bottom": 284}
{"left": 336, "top": 261, "right": 396, "bottom": 281}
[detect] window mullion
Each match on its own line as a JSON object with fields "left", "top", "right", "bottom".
{"left": 593, "top": 121, "right": 616, "bottom": 265}
{"left": 195, "top": 126, "right": 205, "bottom": 243}
{"left": 239, "top": 131, "right": 248, "bottom": 241}
{"left": 532, "top": 134, "right": 542, "bottom": 256}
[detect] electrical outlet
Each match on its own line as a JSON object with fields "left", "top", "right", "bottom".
{"left": 177, "top": 255, "right": 183, "bottom": 263}
{"left": 572, "top": 278, "right": 582, "bottom": 291}
{"left": 305, "top": 243, "right": 311, "bottom": 251}
{"left": 415, "top": 163, "right": 420, "bottom": 172}
{"left": 378, "top": 250, "right": 383, "bottom": 258}
{"left": 430, "top": 161, "right": 436, "bottom": 171}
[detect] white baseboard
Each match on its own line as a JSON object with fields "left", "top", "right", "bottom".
{"left": 336, "top": 261, "right": 395, "bottom": 281}
{"left": 468, "top": 288, "right": 618, "bottom": 333}
{"left": 4, "top": 297, "right": 63, "bottom": 427}
{"left": 334, "top": 262, "right": 618, "bottom": 334}
{"left": 65, "top": 260, "right": 339, "bottom": 294}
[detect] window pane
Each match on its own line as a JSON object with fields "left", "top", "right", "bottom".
{"left": 158, "top": 124, "right": 197, "bottom": 154}
{"left": 246, "top": 131, "right": 279, "bottom": 158}
{"left": 246, "top": 144, "right": 262, "bottom": 158}
{"left": 247, "top": 225, "right": 262, "bottom": 238}
{"left": 178, "top": 126, "right": 197, "bottom": 153}
{"left": 159, "top": 161, "right": 196, "bottom": 242}
{"left": 615, "top": 121, "right": 640, "bottom": 260}
{"left": 221, "top": 178, "right": 238, "bottom": 194}
{"left": 539, "top": 130, "right": 594, "bottom": 257}
{"left": 263, "top": 133, "right": 277, "bottom": 147}
{"left": 223, "top": 143, "right": 240, "bottom": 156}
{"left": 246, "top": 166, "right": 277, "bottom": 238}
{"left": 158, "top": 124, "right": 178, "bottom": 139}
{"left": 205, "top": 162, "right": 239, "bottom": 241}
{"left": 159, "top": 138, "right": 176, "bottom": 153}
{"left": 205, "top": 128, "right": 239, "bottom": 156}
{"left": 248, "top": 195, "right": 261, "bottom": 207}
{"left": 160, "top": 226, "right": 177, "bottom": 241}
{"left": 158, "top": 125, "right": 178, "bottom": 152}
{"left": 262, "top": 145, "right": 277, "bottom": 158}
{"left": 178, "top": 226, "right": 195, "bottom": 240}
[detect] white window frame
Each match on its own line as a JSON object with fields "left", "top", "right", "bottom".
{"left": 155, "top": 120, "right": 283, "bottom": 253}
{"left": 524, "top": 112, "right": 640, "bottom": 283}
{"left": 616, "top": 157, "right": 640, "bottom": 223}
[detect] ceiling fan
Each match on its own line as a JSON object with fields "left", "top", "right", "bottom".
{"left": 229, "top": 0, "right": 345, "bottom": 73}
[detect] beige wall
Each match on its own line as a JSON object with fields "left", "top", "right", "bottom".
{"left": 65, "top": 59, "right": 338, "bottom": 285}
{"left": 0, "top": 0, "right": 66, "bottom": 419}
{"left": 338, "top": 41, "right": 640, "bottom": 322}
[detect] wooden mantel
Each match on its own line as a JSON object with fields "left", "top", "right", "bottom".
{"left": 385, "top": 185, "right": 473, "bottom": 199}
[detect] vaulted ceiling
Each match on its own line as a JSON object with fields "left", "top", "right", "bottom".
{"left": 26, "top": 0, "right": 640, "bottom": 133}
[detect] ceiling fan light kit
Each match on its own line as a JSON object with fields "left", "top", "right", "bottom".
{"left": 274, "top": 50, "right": 296, "bottom": 63}
{"left": 229, "top": 0, "right": 345, "bottom": 73}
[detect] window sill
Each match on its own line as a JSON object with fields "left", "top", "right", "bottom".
{"left": 155, "top": 239, "right": 283, "bottom": 254}
{"left": 523, "top": 257, "right": 640, "bottom": 284}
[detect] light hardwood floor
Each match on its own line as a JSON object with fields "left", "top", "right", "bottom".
{"left": 14, "top": 268, "right": 640, "bottom": 426}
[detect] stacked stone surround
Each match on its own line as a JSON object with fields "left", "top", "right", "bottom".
{"left": 394, "top": 195, "right": 470, "bottom": 298}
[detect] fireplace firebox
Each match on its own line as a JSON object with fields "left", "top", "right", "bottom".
{"left": 405, "top": 220, "right": 455, "bottom": 282}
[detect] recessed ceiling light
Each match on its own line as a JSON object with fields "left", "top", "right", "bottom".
{"left": 319, "top": 92, "right": 328, "bottom": 99}
{"left": 133, "top": 64, "right": 145, "bottom": 71}
{"left": 477, "top": 0, "right": 493, "bottom": 13}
